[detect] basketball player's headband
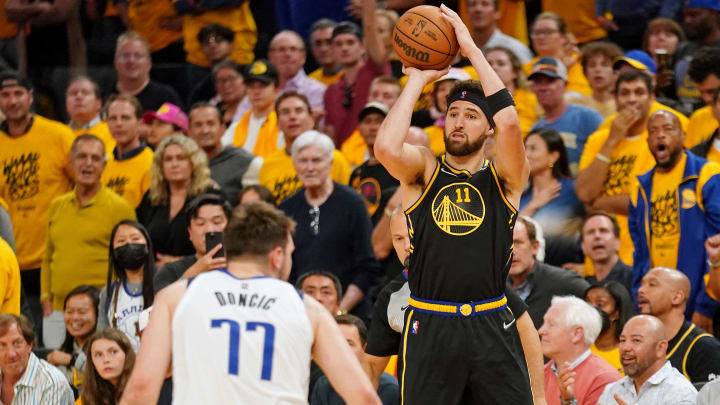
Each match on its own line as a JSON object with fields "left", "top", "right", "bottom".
{"left": 446, "top": 89, "right": 496, "bottom": 128}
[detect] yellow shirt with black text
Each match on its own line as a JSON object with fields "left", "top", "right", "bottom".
{"left": 259, "top": 149, "right": 352, "bottom": 204}
{"left": 649, "top": 153, "right": 685, "bottom": 268}
{"left": 101, "top": 146, "right": 153, "bottom": 208}
{"left": 579, "top": 128, "right": 656, "bottom": 264}
{"left": 0, "top": 116, "right": 75, "bottom": 270}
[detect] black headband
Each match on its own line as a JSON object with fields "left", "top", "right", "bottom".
{"left": 446, "top": 89, "right": 495, "bottom": 128}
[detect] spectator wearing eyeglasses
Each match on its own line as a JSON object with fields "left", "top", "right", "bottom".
{"left": 323, "top": 0, "right": 391, "bottom": 146}
{"left": 280, "top": 130, "right": 382, "bottom": 317}
{"left": 308, "top": 19, "right": 343, "bottom": 87}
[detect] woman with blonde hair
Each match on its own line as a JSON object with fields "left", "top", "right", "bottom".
{"left": 136, "top": 135, "right": 219, "bottom": 267}
{"left": 77, "top": 328, "right": 135, "bottom": 405}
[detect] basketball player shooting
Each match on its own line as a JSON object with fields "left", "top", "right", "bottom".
{"left": 375, "top": 5, "right": 536, "bottom": 405}
{"left": 118, "top": 202, "right": 381, "bottom": 405}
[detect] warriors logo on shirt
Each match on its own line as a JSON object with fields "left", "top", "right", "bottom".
{"left": 352, "top": 177, "right": 381, "bottom": 216}
{"left": 106, "top": 176, "right": 129, "bottom": 197}
{"left": 272, "top": 176, "right": 302, "bottom": 204}
{"left": 431, "top": 182, "right": 485, "bottom": 236}
{"left": 603, "top": 154, "right": 637, "bottom": 196}
{"left": 651, "top": 190, "right": 679, "bottom": 238}
{"left": 3, "top": 152, "right": 40, "bottom": 201}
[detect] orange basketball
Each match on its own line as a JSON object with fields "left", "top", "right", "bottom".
{"left": 392, "top": 5, "right": 459, "bottom": 70}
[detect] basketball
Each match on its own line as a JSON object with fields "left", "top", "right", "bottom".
{"left": 392, "top": 5, "right": 459, "bottom": 70}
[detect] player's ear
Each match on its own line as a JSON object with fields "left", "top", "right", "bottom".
{"left": 268, "top": 246, "right": 284, "bottom": 272}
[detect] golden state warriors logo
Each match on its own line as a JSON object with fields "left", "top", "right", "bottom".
{"left": 250, "top": 61, "right": 268, "bottom": 75}
{"left": 431, "top": 183, "right": 485, "bottom": 236}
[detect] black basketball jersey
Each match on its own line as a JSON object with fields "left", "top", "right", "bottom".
{"left": 405, "top": 155, "right": 517, "bottom": 302}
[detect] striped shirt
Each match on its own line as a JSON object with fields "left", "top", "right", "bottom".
{"left": 597, "top": 361, "right": 697, "bottom": 405}
{"left": 0, "top": 352, "right": 74, "bottom": 405}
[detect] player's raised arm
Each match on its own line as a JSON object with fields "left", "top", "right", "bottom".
{"left": 441, "top": 5, "right": 529, "bottom": 205}
{"left": 375, "top": 66, "right": 447, "bottom": 184}
{"left": 119, "top": 283, "right": 184, "bottom": 405}
{"left": 304, "top": 294, "right": 382, "bottom": 405}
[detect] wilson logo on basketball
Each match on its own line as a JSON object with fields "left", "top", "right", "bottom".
{"left": 394, "top": 33, "right": 430, "bottom": 63}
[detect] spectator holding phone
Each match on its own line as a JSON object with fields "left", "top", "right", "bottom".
{"left": 153, "top": 194, "right": 231, "bottom": 292}
{"left": 97, "top": 221, "right": 155, "bottom": 351}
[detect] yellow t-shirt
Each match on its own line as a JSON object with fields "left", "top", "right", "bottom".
{"left": 543, "top": 0, "right": 606, "bottom": 44}
{"left": 308, "top": 68, "right": 344, "bottom": 87}
{"left": 685, "top": 105, "right": 718, "bottom": 149}
{"left": 524, "top": 56, "right": 592, "bottom": 96}
{"left": 706, "top": 139, "right": 720, "bottom": 164}
{"left": 579, "top": 128, "right": 657, "bottom": 264}
{"left": 127, "top": 0, "right": 183, "bottom": 52}
{"left": 180, "top": 2, "right": 257, "bottom": 66}
{"left": 72, "top": 120, "right": 115, "bottom": 157}
{"left": 598, "top": 101, "right": 689, "bottom": 133}
{"left": 423, "top": 125, "right": 446, "bottom": 156}
{"left": 591, "top": 344, "right": 623, "bottom": 375}
{"left": 649, "top": 153, "right": 686, "bottom": 269}
{"left": 41, "top": 187, "right": 136, "bottom": 310}
{"left": 0, "top": 237, "right": 21, "bottom": 315}
{"left": 340, "top": 129, "right": 368, "bottom": 168}
{"left": 233, "top": 111, "right": 281, "bottom": 158}
{"left": 259, "top": 149, "right": 352, "bottom": 204}
{"left": 515, "top": 88, "right": 542, "bottom": 138}
{"left": 101, "top": 146, "right": 154, "bottom": 208}
{"left": 0, "top": 115, "right": 75, "bottom": 270}
{"left": 0, "top": 0, "right": 18, "bottom": 39}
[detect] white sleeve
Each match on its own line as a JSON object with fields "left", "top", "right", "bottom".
{"left": 242, "top": 157, "right": 263, "bottom": 186}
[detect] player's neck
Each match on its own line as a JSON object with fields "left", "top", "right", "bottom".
{"left": 552, "top": 346, "right": 588, "bottom": 368}
{"left": 7, "top": 113, "right": 32, "bottom": 137}
{"left": 305, "top": 178, "right": 334, "bottom": 207}
{"left": 543, "top": 99, "right": 568, "bottom": 122}
{"left": 226, "top": 261, "right": 273, "bottom": 279}
{"left": 592, "top": 255, "right": 618, "bottom": 280}
{"left": 117, "top": 76, "right": 149, "bottom": 96}
{"left": 445, "top": 152, "right": 487, "bottom": 172}
{"left": 633, "top": 360, "right": 665, "bottom": 393}
{"left": 342, "top": 59, "right": 364, "bottom": 83}
{"left": 594, "top": 324, "right": 618, "bottom": 351}
{"left": 531, "top": 169, "right": 555, "bottom": 189}
{"left": 658, "top": 311, "right": 685, "bottom": 339}
{"left": 592, "top": 87, "right": 613, "bottom": 103}
{"left": 471, "top": 25, "right": 495, "bottom": 48}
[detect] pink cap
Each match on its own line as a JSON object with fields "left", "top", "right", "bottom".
{"left": 142, "top": 103, "right": 188, "bottom": 132}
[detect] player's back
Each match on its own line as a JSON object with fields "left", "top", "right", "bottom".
{"left": 172, "top": 270, "right": 313, "bottom": 404}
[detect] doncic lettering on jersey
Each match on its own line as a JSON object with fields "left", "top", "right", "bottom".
{"left": 214, "top": 292, "right": 277, "bottom": 310}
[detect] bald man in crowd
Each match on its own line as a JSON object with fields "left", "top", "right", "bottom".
{"left": 637, "top": 267, "right": 720, "bottom": 383}
{"left": 598, "top": 315, "right": 697, "bottom": 405}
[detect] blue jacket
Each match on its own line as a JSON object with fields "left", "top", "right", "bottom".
{"left": 629, "top": 151, "right": 720, "bottom": 318}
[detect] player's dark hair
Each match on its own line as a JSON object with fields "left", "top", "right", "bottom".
{"left": 185, "top": 193, "right": 232, "bottom": 226}
{"left": 224, "top": 201, "right": 296, "bottom": 260}
{"left": 335, "top": 314, "right": 368, "bottom": 345}
{"left": 105, "top": 94, "right": 143, "bottom": 120}
{"left": 238, "top": 185, "right": 276, "bottom": 206}
{"left": 60, "top": 285, "right": 100, "bottom": 355}
{"left": 332, "top": 21, "right": 362, "bottom": 40}
{"left": 526, "top": 127, "right": 571, "bottom": 179}
{"left": 309, "top": 18, "right": 338, "bottom": 39}
{"left": 275, "top": 90, "right": 312, "bottom": 117}
{"left": 0, "top": 314, "right": 35, "bottom": 346}
{"left": 582, "top": 212, "right": 620, "bottom": 238}
{"left": 83, "top": 328, "right": 136, "bottom": 405}
{"left": 212, "top": 60, "right": 245, "bottom": 78}
{"left": 197, "top": 23, "right": 234, "bottom": 44}
{"left": 516, "top": 216, "right": 537, "bottom": 244}
{"left": 642, "top": 18, "right": 685, "bottom": 54}
{"left": 106, "top": 220, "right": 155, "bottom": 315}
{"left": 614, "top": 69, "right": 653, "bottom": 95}
{"left": 688, "top": 46, "right": 720, "bottom": 84}
{"left": 584, "top": 281, "right": 635, "bottom": 340}
{"left": 295, "top": 270, "right": 344, "bottom": 302}
{"left": 68, "top": 75, "right": 101, "bottom": 99}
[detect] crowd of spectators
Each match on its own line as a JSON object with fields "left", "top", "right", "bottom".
{"left": 3, "top": 0, "right": 720, "bottom": 404}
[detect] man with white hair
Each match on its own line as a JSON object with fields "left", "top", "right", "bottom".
{"left": 279, "top": 130, "right": 382, "bottom": 316}
{"left": 539, "top": 296, "right": 621, "bottom": 405}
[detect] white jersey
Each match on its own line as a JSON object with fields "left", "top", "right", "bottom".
{"left": 172, "top": 270, "right": 314, "bottom": 405}
{"left": 106, "top": 281, "right": 144, "bottom": 351}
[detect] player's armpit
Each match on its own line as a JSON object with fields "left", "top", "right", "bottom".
{"left": 119, "top": 283, "right": 185, "bottom": 405}
{"left": 304, "top": 295, "right": 382, "bottom": 405}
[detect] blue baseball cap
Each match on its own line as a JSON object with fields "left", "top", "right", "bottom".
{"left": 613, "top": 50, "right": 657, "bottom": 75}
{"left": 685, "top": 0, "right": 720, "bottom": 11}
{"left": 528, "top": 57, "right": 568, "bottom": 81}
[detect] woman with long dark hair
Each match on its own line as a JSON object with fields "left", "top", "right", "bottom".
{"left": 519, "top": 127, "right": 585, "bottom": 265}
{"left": 78, "top": 328, "right": 136, "bottom": 405}
{"left": 43, "top": 285, "right": 99, "bottom": 393}
{"left": 97, "top": 220, "right": 154, "bottom": 351}
{"left": 585, "top": 281, "right": 635, "bottom": 374}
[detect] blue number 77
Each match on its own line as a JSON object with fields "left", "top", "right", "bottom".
{"left": 211, "top": 319, "right": 276, "bottom": 380}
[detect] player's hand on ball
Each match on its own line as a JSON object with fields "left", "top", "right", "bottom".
{"left": 439, "top": 4, "right": 476, "bottom": 57}
{"left": 402, "top": 65, "right": 450, "bottom": 85}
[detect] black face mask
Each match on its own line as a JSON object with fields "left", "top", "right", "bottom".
{"left": 596, "top": 306, "right": 611, "bottom": 333}
{"left": 114, "top": 243, "right": 148, "bottom": 270}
